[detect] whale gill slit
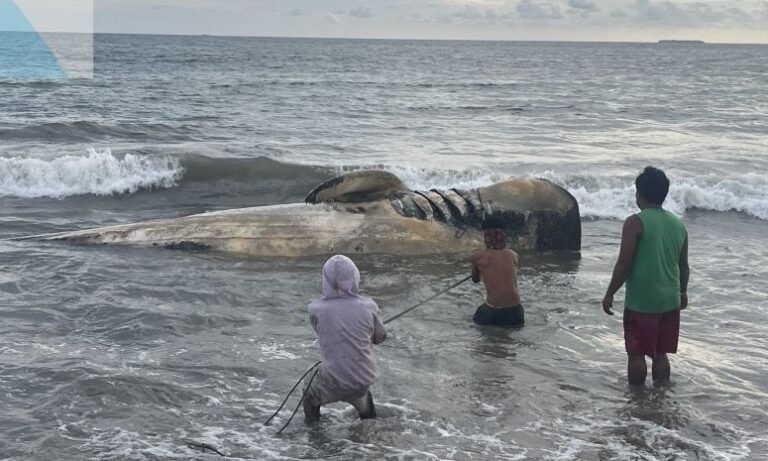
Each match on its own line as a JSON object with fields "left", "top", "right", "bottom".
{"left": 406, "top": 193, "right": 434, "bottom": 220}
{"left": 414, "top": 191, "right": 447, "bottom": 223}
{"left": 390, "top": 192, "right": 427, "bottom": 220}
{"left": 403, "top": 193, "right": 428, "bottom": 219}
{"left": 431, "top": 189, "right": 465, "bottom": 223}
{"left": 451, "top": 188, "right": 484, "bottom": 226}
{"left": 451, "top": 189, "right": 476, "bottom": 214}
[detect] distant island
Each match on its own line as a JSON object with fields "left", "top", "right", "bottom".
{"left": 658, "top": 40, "right": 705, "bottom": 44}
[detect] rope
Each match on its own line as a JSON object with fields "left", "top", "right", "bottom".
{"left": 275, "top": 367, "right": 320, "bottom": 435}
{"left": 264, "top": 360, "right": 321, "bottom": 426}
{"left": 265, "top": 274, "right": 472, "bottom": 433}
{"left": 185, "top": 441, "right": 226, "bottom": 457}
{"left": 382, "top": 275, "right": 472, "bottom": 325}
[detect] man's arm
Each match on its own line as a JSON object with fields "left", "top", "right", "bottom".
{"left": 679, "top": 232, "right": 689, "bottom": 309}
{"left": 372, "top": 312, "right": 387, "bottom": 344}
{"left": 309, "top": 310, "right": 319, "bottom": 334}
{"left": 471, "top": 252, "right": 481, "bottom": 283}
{"left": 602, "top": 215, "right": 642, "bottom": 315}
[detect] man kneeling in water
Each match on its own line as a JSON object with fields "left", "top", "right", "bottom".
{"left": 303, "top": 255, "right": 387, "bottom": 424}
{"left": 470, "top": 216, "right": 524, "bottom": 326}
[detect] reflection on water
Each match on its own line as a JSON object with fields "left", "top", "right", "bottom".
{"left": 519, "top": 250, "right": 583, "bottom": 276}
{"left": 470, "top": 326, "right": 533, "bottom": 361}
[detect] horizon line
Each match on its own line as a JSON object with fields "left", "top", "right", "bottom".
{"left": 2, "top": 29, "right": 768, "bottom": 46}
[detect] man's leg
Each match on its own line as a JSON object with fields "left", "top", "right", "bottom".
{"left": 627, "top": 353, "right": 647, "bottom": 385}
{"left": 654, "top": 309, "right": 680, "bottom": 384}
{"left": 651, "top": 352, "right": 670, "bottom": 383}
{"left": 303, "top": 396, "right": 321, "bottom": 424}
{"left": 302, "top": 379, "right": 323, "bottom": 424}
{"left": 349, "top": 390, "right": 377, "bottom": 420}
{"left": 624, "top": 309, "right": 657, "bottom": 386}
{"left": 501, "top": 305, "right": 524, "bottom": 327}
{"left": 473, "top": 304, "right": 490, "bottom": 325}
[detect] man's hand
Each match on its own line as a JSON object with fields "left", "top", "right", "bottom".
{"left": 680, "top": 293, "right": 688, "bottom": 310}
{"left": 602, "top": 294, "right": 614, "bottom": 316}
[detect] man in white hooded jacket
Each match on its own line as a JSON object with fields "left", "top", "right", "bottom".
{"left": 303, "top": 255, "right": 387, "bottom": 424}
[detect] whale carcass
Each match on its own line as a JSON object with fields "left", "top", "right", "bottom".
{"left": 32, "top": 170, "right": 581, "bottom": 256}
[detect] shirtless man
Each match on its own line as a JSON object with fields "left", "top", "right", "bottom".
{"left": 470, "top": 216, "right": 524, "bottom": 326}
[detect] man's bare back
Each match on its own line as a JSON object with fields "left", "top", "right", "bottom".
{"left": 471, "top": 248, "right": 521, "bottom": 307}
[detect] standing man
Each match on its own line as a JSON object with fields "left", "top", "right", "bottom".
{"left": 602, "top": 166, "right": 689, "bottom": 385}
{"left": 471, "top": 216, "right": 524, "bottom": 327}
{"left": 303, "top": 255, "right": 387, "bottom": 424}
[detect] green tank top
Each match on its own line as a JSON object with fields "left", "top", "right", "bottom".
{"left": 625, "top": 208, "right": 687, "bottom": 313}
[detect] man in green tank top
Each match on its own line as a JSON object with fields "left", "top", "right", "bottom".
{"left": 602, "top": 167, "right": 690, "bottom": 386}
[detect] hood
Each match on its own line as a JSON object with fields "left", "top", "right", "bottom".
{"left": 321, "top": 254, "right": 361, "bottom": 299}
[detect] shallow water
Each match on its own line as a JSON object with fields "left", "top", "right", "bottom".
{"left": 0, "top": 214, "right": 765, "bottom": 460}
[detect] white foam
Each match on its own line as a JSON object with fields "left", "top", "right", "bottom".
{"left": 530, "top": 412, "right": 763, "bottom": 461}
{"left": 541, "top": 171, "right": 768, "bottom": 221}
{"left": 256, "top": 343, "right": 301, "bottom": 362}
{"left": 0, "top": 148, "right": 182, "bottom": 198}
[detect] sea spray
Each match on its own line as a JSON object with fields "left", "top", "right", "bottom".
{"left": 0, "top": 148, "right": 183, "bottom": 198}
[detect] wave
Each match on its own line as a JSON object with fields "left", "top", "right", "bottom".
{"left": 0, "top": 121, "right": 201, "bottom": 143}
{"left": 0, "top": 149, "right": 182, "bottom": 198}
{"left": 1, "top": 151, "right": 765, "bottom": 220}
{"left": 538, "top": 171, "right": 768, "bottom": 221}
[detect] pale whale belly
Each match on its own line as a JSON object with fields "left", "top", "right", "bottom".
{"left": 36, "top": 202, "right": 485, "bottom": 257}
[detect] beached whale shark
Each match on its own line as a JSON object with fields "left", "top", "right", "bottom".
{"left": 31, "top": 170, "right": 581, "bottom": 256}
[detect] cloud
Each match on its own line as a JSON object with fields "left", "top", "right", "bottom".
{"left": 452, "top": 6, "right": 484, "bottom": 19}
{"left": 610, "top": 8, "right": 629, "bottom": 18}
{"left": 288, "top": 8, "right": 303, "bottom": 16}
{"left": 325, "top": 13, "right": 343, "bottom": 23}
{"left": 516, "top": 0, "right": 563, "bottom": 20}
{"left": 612, "top": 0, "right": 764, "bottom": 26}
{"left": 349, "top": 7, "right": 373, "bottom": 18}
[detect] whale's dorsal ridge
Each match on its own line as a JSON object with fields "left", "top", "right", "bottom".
{"left": 304, "top": 170, "right": 408, "bottom": 204}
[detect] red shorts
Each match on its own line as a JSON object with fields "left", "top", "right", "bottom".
{"left": 623, "top": 309, "right": 680, "bottom": 358}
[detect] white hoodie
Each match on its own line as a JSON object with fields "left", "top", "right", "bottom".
{"left": 308, "top": 255, "right": 387, "bottom": 390}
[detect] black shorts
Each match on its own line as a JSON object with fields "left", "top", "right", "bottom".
{"left": 473, "top": 303, "right": 525, "bottom": 327}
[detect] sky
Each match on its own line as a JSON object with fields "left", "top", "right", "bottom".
{"left": 8, "top": 0, "right": 768, "bottom": 43}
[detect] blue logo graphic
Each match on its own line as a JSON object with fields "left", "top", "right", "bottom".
{"left": 0, "top": 0, "right": 67, "bottom": 79}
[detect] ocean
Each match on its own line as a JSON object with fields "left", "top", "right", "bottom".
{"left": 0, "top": 34, "right": 766, "bottom": 460}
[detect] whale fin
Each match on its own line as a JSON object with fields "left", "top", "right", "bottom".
{"left": 305, "top": 170, "right": 407, "bottom": 204}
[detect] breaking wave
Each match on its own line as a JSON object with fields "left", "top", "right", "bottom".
{"left": 538, "top": 171, "right": 768, "bottom": 221}
{"left": 0, "top": 149, "right": 182, "bottom": 198}
{"left": 2, "top": 151, "right": 765, "bottom": 221}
